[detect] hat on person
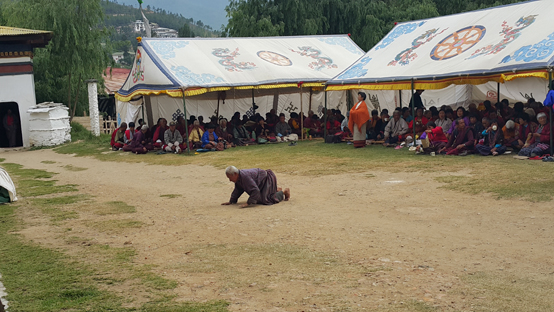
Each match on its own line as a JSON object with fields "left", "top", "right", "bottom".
{"left": 505, "top": 120, "right": 515, "bottom": 129}
{"left": 525, "top": 108, "right": 536, "bottom": 118}
{"left": 169, "top": 121, "right": 177, "bottom": 126}
{"left": 141, "top": 125, "right": 149, "bottom": 130}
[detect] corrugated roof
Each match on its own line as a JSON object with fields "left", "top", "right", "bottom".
{"left": 103, "top": 67, "right": 131, "bottom": 95}
{"left": 0, "top": 26, "right": 52, "bottom": 36}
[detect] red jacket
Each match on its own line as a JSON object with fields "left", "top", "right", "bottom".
{"left": 529, "top": 123, "right": 551, "bottom": 145}
{"left": 429, "top": 127, "right": 448, "bottom": 143}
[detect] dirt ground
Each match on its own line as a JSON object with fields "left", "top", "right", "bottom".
{"left": 2, "top": 149, "right": 553, "bottom": 311}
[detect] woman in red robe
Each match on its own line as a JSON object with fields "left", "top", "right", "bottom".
{"left": 348, "top": 92, "right": 370, "bottom": 148}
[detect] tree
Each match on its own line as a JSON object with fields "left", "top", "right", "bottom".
{"left": 178, "top": 22, "right": 192, "bottom": 38}
{"left": 4, "top": 0, "right": 112, "bottom": 119}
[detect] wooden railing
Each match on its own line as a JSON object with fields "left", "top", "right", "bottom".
{"left": 72, "top": 116, "right": 117, "bottom": 135}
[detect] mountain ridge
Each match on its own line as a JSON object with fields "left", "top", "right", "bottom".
{"left": 114, "top": 0, "right": 229, "bottom": 30}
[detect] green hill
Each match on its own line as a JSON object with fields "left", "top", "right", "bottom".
{"left": 102, "top": 0, "right": 220, "bottom": 67}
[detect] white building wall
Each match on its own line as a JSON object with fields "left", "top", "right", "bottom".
{"left": 0, "top": 67, "right": 37, "bottom": 148}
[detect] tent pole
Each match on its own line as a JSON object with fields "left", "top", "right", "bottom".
{"left": 399, "top": 90, "right": 402, "bottom": 108}
{"left": 182, "top": 88, "right": 190, "bottom": 154}
{"left": 216, "top": 97, "right": 220, "bottom": 120}
{"left": 141, "top": 100, "right": 144, "bottom": 122}
{"left": 497, "top": 82, "right": 500, "bottom": 104}
{"left": 548, "top": 69, "right": 554, "bottom": 156}
{"left": 251, "top": 89, "right": 255, "bottom": 114}
{"left": 300, "top": 86, "right": 304, "bottom": 141}
{"left": 411, "top": 79, "right": 415, "bottom": 141}
{"left": 309, "top": 88, "right": 313, "bottom": 112}
{"left": 324, "top": 88, "right": 328, "bottom": 138}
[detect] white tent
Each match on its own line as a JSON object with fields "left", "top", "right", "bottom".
{"left": 0, "top": 168, "right": 17, "bottom": 203}
{"left": 115, "top": 35, "right": 364, "bottom": 127}
{"left": 328, "top": 0, "right": 554, "bottom": 106}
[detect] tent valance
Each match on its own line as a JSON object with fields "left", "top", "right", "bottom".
{"left": 328, "top": 70, "right": 550, "bottom": 92}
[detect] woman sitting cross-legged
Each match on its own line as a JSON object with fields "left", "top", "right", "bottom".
{"left": 439, "top": 118, "right": 474, "bottom": 156}
{"left": 475, "top": 119, "right": 506, "bottom": 156}
{"left": 419, "top": 121, "right": 448, "bottom": 154}
{"left": 518, "top": 112, "right": 551, "bottom": 158}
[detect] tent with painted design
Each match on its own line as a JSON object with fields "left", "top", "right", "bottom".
{"left": 328, "top": 0, "right": 554, "bottom": 97}
{"left": 115, "top": 35, "right": 365, "bottom": 128}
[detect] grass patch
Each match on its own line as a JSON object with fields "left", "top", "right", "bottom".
{"left": 0, "top": 205, "right": 124, "bottom": 311}
{"left": 92, "top": 201, "right": 136, "bottom": 215}
{"left": 17, "top": 179, "right": 78, "bottom": 197}
{"left": 1, "top": 163, "right": 78, "bottom": 197}
{"left": 93, "top": 244, "right": 137, "bottom": 263}
{"left": 85, "top": 219, "right": 145, "bottom": 234}
{"left": 31, "top": 194, "right": 89, "bottom": 206}
{"left": 30, "top": 195, "right": 88, "bottom": 222}
{"left": 62, "top": 164, "right": 88, "bottom": 171}
{"left": 160, "top": 194, "right": 182, "bottom": 199}
{"left": 1, "top": 162, "right": 54, "bottom": 179}
{"left": 0, "top": 158, "right": 5, "bottom": 162}
{"left": 456, "top": 272, "right": 554, "bottom": 312}
{"left": 134, "top": 270, "right": 179, "bottom": 290}
{"left": 41, "top": 206, "right": 79, "bottom": 222}
{"left": 41, "top": 160, "right": 56, "bottom": 164}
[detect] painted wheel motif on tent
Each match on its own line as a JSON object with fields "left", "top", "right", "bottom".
{"left": 430, "top": 26, "right": 486, "bottom": 61}
{"left": 257, "top": 51, "right": 293, "bottom": 66}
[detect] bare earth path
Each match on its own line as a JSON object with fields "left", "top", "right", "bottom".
{"left": 2, "top": 149, "right": 553, "bottom": 311}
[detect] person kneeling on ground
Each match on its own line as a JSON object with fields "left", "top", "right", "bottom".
{"left": 164, "top": 121, "right": 185, "bottom": 154}
{"left": 476, "top": 119, "right": 506, "bottom": 156}
{"left": 222, "top": 166, "right": 290, "bottom": 208}
{"left": 419, "top": 121, "right": 448, "bottom": 154}
{"left": 383, "top": 110, "right": 409, "bottom": 146}
{"left": 439, "top": 118, "right": 474, "bottom": 156}
{"left": 111, "top": 122, "right": 127, "bottom": 150}
{"left": 518, "top": 112, "right": 551, "bottom": 157}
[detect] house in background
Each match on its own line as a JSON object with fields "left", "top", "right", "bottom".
{"left": 0, "top": 26, "right": 52, "bottom": 148}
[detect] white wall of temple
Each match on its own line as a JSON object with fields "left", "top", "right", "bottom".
{"left": 0, "top": 72, "right": 37, "bottom": 147}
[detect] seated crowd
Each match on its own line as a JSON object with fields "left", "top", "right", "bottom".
{"left": 368, "top": 98, "right": 552, "bottom": 157}
{"left": 110, "top": 108, "right": 344, "bottom": 154}
{"left": 110, "top": 97, "right": 553, "bottom": 158}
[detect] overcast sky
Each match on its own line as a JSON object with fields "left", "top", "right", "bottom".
{"left": 118, "top": 0, "right": 229, "bottom": 30}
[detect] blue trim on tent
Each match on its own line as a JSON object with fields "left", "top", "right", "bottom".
{"left": 329, "top": 62, "right": 551, "bottom": 85}
{"left": 117, "top": 84, "right": 182, "bottom": 96}
{"left": 140, "top": 40, "right": 181, "bottom": 86}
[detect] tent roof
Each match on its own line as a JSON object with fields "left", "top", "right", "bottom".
{"left": 328, "top": 0, "right": 554, "bottom": 91}
{"left": 116, "top": 35, "right": 363, "bottom": 101}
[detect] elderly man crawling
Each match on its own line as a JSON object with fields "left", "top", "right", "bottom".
{"left": 222, "top": 166, "right": 290, "bottom": 208}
